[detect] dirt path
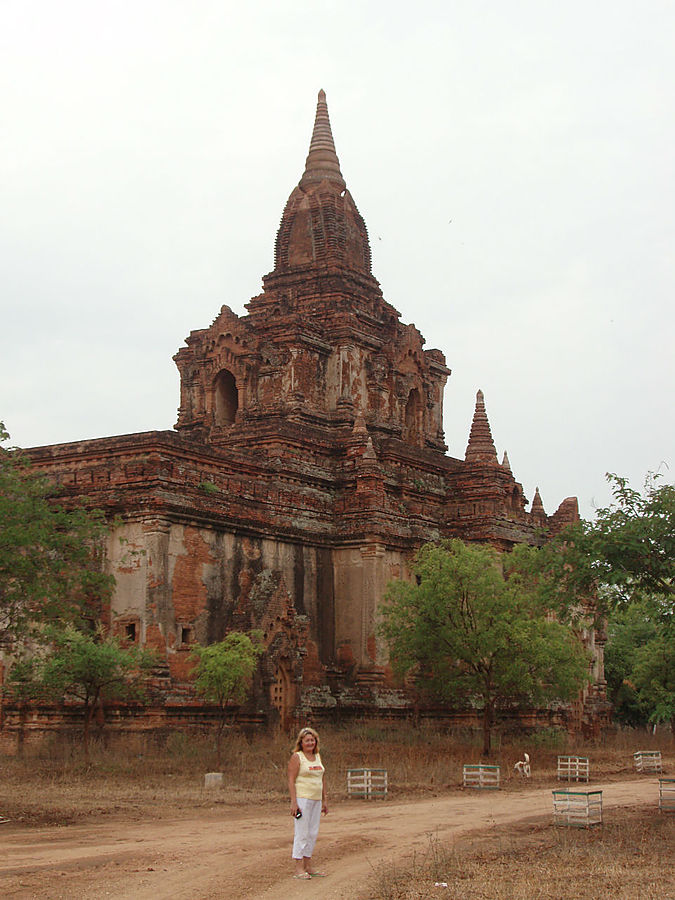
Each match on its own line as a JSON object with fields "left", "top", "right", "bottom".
{"left": 0, "top": 779, "right": 660, "bottom": 899}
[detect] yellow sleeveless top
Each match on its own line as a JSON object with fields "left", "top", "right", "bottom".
{"left": 294, "top": 750, "right": 324, "bottom": 800}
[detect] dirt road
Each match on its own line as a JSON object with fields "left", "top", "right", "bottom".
{"left": 0, "top": 779, "right": 659, "bottom": 899}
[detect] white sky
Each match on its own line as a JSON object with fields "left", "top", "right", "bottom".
{"left": 2, "top": 0, "right": 673, "bottom": 521}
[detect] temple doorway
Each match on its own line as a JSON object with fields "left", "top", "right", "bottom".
{"left": 270, "top": 663, "right": 295, "bottom": 730}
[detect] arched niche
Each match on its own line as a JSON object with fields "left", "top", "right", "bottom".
{"left": 213, "top": 369, "right": 239, "bottom": 426}
{"left": 270, "top": 662, "right": 295, "bottom": 730}
{"left": 404, "top": 387, "right": 421, "bottom": 442}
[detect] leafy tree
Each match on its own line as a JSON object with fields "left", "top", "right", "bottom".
{"left": 537, "top": 473, "right": 675, "bottom": 733}
{"left": 632, "top": 623, "right": 675, "bottom": 734}
{"left": 587, "top": 474, "right": 675, "bottom": 733}
{"left": 7, "top": 626, "right": 156, "bottom": 763}
{"left": 1, "top": 656, "right": 44, "bottom": 757}
{"left": 588, "top": 473, "right": 675, "bottom": 609}
{"left": 534, "top": 473, "right": 675, "bottom": 621}
{"left": 0, "top": 423, "right": 114, "bottom": 648}
{"left": 379, "top": 541, "right": 589, "bottom": 755}
{"left": 604, "top": 603, "right": 658, "bottom": 728}
{"left": 190, "top": 632, "right": 263, "bottom": 767}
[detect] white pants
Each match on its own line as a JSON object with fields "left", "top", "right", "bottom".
{"left": 292, "top": 797, "right": 322, "bottom": 859}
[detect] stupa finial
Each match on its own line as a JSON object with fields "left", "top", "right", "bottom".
{"left": 299, "top": 90, "right": 346, "bottom": 190}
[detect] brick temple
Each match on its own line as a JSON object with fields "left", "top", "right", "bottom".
{"left": 19, "top": 91, "right": 606, "bottom": 732}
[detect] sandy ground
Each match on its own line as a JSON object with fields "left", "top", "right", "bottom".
{"left": 0, "top": 778, "right": 660, "bottom": 900}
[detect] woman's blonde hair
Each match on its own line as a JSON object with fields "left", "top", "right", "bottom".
{"left": 293, "top": 726, "right": 320, "bottom": 753}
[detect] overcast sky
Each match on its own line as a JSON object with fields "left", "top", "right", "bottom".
{"left": 2, "top": 1, "right": 673, "bottom": 521}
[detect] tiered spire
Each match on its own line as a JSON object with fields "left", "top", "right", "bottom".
{"left": 352, "top": 412, "right": 368, "bottom": 435}
{"left": 464, "top": 390, "right": 498, "bottom": 464}
{"left": 271, "top": 89, "right": 372, "bottom": 275}
{"left": 530, "top": 487, "right": 547, "bottom": 525}
{"left": 300, "top": 89, "right": 346, "bottom": 191}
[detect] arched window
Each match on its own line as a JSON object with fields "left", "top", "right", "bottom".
{"left": 214, "top": 370, "right": 238, "bottom": 426}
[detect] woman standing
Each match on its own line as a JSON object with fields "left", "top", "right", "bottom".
{"left": 288, "top": 726, "right": 328, "bottom": 879}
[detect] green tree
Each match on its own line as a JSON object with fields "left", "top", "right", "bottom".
{"left": 190, "top": 632, "right": 263, "bottom": 767}
{"left": 589, "top": 473, "right": 674, "bottom": 609}
{"left": 604, "top": 603, "right": 658, "bottom": 728}
{"left": 538, "top": 473, "right": 675, "bottom": 620}
{"left": 379, "top": 541, "right": 589, "bottom": 755}
{"left": 542, "top": 473, "right": 675, "bottom": 732}
{"left": 7, "top": 626, "right": 156, "bottom": 763}
{"left": 0, "top": 423, "right": 114, "bottom": 648}
{"left": 632, "top": 623, "right": 675, "bottom": 734}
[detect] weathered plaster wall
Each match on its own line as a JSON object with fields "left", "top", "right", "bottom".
{"left": 332, "top": 542, "right": 407, "bottom": 670}
{"left": 106, "top": 517, "right": 410, "bottom": 684}
{"left": 106, "top": 519, "right": 339, "bottom": 678}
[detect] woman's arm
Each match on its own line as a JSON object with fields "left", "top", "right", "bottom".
{"left": 321, "top": 774, "right": 328, "bottom": 814}
{"left": 288, "top": 752, "right": 300, "bottom": 816}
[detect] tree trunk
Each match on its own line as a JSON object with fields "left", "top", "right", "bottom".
{"left": 216, "top": 718, "right": 227, "bottom": 769}
{"left": 83, "top": 702, "right": 95, "bottom": 765}
{"left": 17, "top": 704, "right": 26, "bottom": 759}
{"left": 482, "top": 703, "right": 493, "bottom": 757}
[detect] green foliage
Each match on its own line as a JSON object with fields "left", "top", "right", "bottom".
{"left": 6, "top": 625, "right": 156, "bottom": 761}
{"left": 379, "top": 540, "right": 589, "bottom": 754}
{"left": 526, "top": 726, "right": 568, "bottom": 749}
{"left": 4, "top": 657, "right": 44, "bottom": 703}
{"left": 589, "top": 473, "right": 675, "bottom": 609}
{"left": 526, "top": 472, "right": 675, "bottom": 733}
{"left": 0, "top": 422, "right": 114, "bottom": 648}
{"left": 632, "top": 622, "right": 675, "bottom": 731}
{"left": 189, "top": 631, "right": 263, "bottom": 767}
{"left": 503, "top": 535, "right": 596, "bottom": 630}
{"left": 190, "top": 631, "right": 263, "bottom": 708}
{"left": 604, "top": 603, "right": 658, "bottom": 727}
{"left": 544, "top": 472, "right": 675, "bottom": 732}
{"left": 37, "top": 625, "right": 155, "bottom": 705}
{"left": 540, "top": 473, "right": 675, "bottom": 619}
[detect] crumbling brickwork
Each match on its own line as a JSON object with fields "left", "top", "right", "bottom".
{"left": 15, "top": 90, "right": 606, "bottom": 732}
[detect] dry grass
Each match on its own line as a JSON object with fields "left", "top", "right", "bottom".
{"left": 2, "top": 722, "right": 674, "bottom": 898}
{"left": 368, "top": 806, "right": 675, "bottom": 899}
{"left": 1, "top": 720, "right": 673, "bottom": 828}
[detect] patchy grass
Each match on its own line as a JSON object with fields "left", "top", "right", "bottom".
{"left": 2, "top": 722, "right": 674, "bottom": 897}
{"left": 1, "top": 721, "right": 673, "bottom": 827}
{"left": 368, "top": 806, "right": 675, "bottom": 899}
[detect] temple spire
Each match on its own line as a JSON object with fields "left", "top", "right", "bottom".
{"left": 271, "top": 89, "right": 372, "bottom": 275}
{"left": 300, "top": 89, "right": 346, "bottom": 191}
{"left": 530, "top": 486, "right": 547, "bottom": 525}
{"left": 465, "top": 390, "right": 498, "bottom": 464}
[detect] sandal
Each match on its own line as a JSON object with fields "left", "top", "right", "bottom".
{"left": 309, "top": 872, "right": 327, "bottom": 877}
{"left": 293, "top": 872, "right": 312, "bottom": 880}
